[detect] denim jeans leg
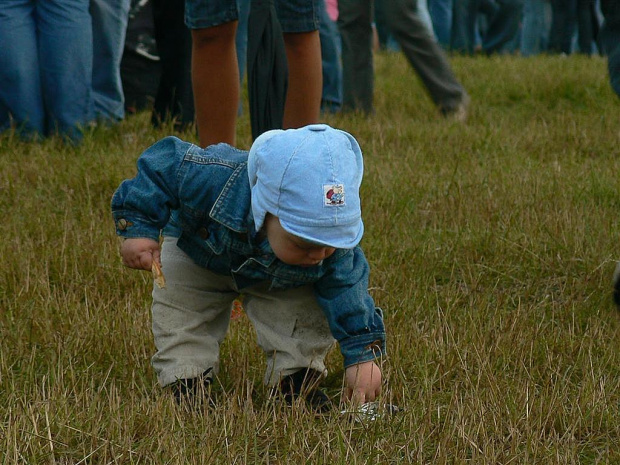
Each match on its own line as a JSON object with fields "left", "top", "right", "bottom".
{"left": 451, "top": 0, "right": 477, "bottom": 53}
{"left": 0, "top": 0, "right": 45, "bottom": 137}
{"left": 38, "top": 0, "right": 93, "bottom": 140}
{"left": 429, "top": 0, "right": 453, "bottom": 47}
{"left": 319, "top": 0, "right": 343, "bottom": 112}
{"left": 91, "top": 0, "right": 131, "bottom": 122}
{"left": 482, "top": 0, "right": 523, "bottom": 54}
{"left": 236, "top": 0, "right": 250, "bottom": 82}
{"left": 521, "top": 0, "right": 545, "bottom": 56}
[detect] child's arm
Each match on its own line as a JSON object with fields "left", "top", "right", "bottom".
{"left": 112, "top": 137, "right": 191, "bottom": 244}
{"left": 314, "top": 247, "right": 387, "bottom": 402}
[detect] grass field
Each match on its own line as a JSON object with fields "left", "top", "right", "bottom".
{"left": 1, "top": 52, "right": 620, "bottom": 464}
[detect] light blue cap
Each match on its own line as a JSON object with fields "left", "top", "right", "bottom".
{"left": 247, "top": 124, "right": 364, "bottom": 249}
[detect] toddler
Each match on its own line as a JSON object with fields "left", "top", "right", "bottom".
{"left": 112, "top": 124, "right": 386, "bottom": 409}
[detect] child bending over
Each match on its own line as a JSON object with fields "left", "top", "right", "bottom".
{"left": 111, "top": 124, "right": 386, "bottom": 410}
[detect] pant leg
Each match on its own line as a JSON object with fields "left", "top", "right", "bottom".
{"left": 319, "top": 0, "right": 343, "bottom": 112}
{"left": 0, "top": 0, "right": 45, "bottom": 137}
{"left": 450, "top": 0, "right": 478, "bottom": 53}
{"left": 151, "top": 0, "right": 195, "bottom": 129}
{"left": 600, "top": 16, "right": 620, "bottom": 97}
{"left": 520, "top": 0, "right": 546, "bottom": 56}
{"left": 482, "top": 0, "right": 523, "bottom": 54}
{"left": 337, "top": 0, "right": 374, "bottom": 113}
{"left": 236, "top": 0, "right": 250, "bottom": 82}
{"left": 576, "top": 0, "right": 595, "bottom": 54}
{"left": 417, "top": 0, "right": 435, "bottom": 33}
{"left": 550, "top": 0, "right": 578, "bottom": 54}
{"left": 90, "top": 0, "right": 130, "bottom": 122}
{"left": 384, "top": 0, "right": 468, "bottom": 111}
{"left": 151, "top": 237, "right": 237, "bottom": 387}
{"left": 243, "top": 283, "right": 335, "bottom": 386}
{"left": 38, "top": 0, "right": 93, "bottom": 140}
{"left": 428, "top": 0, "right": 453, "bottom": 47}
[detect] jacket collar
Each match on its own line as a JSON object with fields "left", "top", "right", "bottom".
{"left": 209, "top": 163, "right": 252, "bottom": 233}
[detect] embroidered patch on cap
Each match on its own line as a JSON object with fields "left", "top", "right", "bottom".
{"left": 323, "top": 184, "right": 345, "bottom": 206}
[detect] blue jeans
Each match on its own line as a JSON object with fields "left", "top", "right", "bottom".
{"left": 0, "top": 0, "right": 93, "bottom": 140}
{"left": 319, "top": 0, "right": 342, "bottom": 112}
{"left": 90, "top": 0, "right": 130, "bottom": 122}
{"left": 520, "top": 0, "right": 551, "bottom": 56}
{"left": 451, "top": 0, "right": 522, "bottom": 54}
{"left": 429, "top": 0, "right": 453, "bottom": 47}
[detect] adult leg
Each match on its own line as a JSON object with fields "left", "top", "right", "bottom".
{"left": 276, "top": 0, "right": 322, "bottom": 126}
{"left": 282, "top": 31, "right": 322, "bottom": 127}
{"left": 384, "top": 0, "right": 469, "bottom": 113}
{"left": 151, "top": 0, "right": 195, "bottom": 130}
{"left": 451, "top": 0, "right": 478, "bottom": 53}
{"left": 243, "top": 282, "right": 335, "bottom": 386}
{"left": 338, "top": 0, "right": 374, "bottom": 113}
{"left": 0, "top": 0, "right": 45, "bottom": 137}
{"left": 319, "top": 0, "right": 343, "bottom": 113}
{"left": 576, "top": 0, "right": 595, "bottom": 54}
{"left": 191, "top": 22, "right": 239, "bottom": 147}
{"left": 151, "top": 237, "right": 237, "bottom": 387}
{"left": 417, "top": 0, "right": 435, "bottom": 33}
{"left": 428, "top": 0, "right": 454, "bottom": 48}
{"left": 600, "top": 0, "right": 620, "bottom": 97}
{"left": 520, "top": 0, "right": 547, "bottom": 56}
{"left": 482, "top": 0, "right": 523, "bottom": 54}
{"left": 90, "top": 0, "right": 131, "bottom": 122}
{"left": 38, "top": 0, "right": 93, "bottom": 140}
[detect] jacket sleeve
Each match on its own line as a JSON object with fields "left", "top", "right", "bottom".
{"left": 314, "top": 247, "right": 387, "bottom": 367}
{"left": 111, "top": 136, "right": 191, "bottom": 240}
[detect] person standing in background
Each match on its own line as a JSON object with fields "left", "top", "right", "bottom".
{"left": 600, "top": 0, "right": 620, "bottom": 97}
{"left": 91, "top": 0, "right": 131, "bottom": 124}
{"left": 186, "top": 0, "right": 323, "bottom": 147}
{"left": 0, "top": 0, "right": 93, "bottom": 141}
{"left": 338, "top": 0, "right": 470, "bottom": 119}
{"left": 150, "top": 0, "right": 195, "bottom": 130}
{"left": 451, "top": 0, "right": 523, "bottom": 55}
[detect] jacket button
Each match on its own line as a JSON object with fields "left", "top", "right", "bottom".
{"left": 197, "top": 227, "right": 209, "bottom": 240}
{"left": 117, "top": 218, "right": 128, "bottom": 231}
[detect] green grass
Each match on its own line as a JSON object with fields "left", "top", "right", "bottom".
{"left": 1, "top": 53, "right": 620, "bottom": 464}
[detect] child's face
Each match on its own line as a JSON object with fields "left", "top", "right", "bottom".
{"left": 264, "top": 215, "right": 336, "bottom": 267}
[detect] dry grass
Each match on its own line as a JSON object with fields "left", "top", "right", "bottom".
{"left": 1, "top": 53, "right": 620, "bottom": 464}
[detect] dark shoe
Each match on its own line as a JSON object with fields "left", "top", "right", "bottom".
{"left": 277, "top": 368, "right": 333, "bottom": 413}
{"left": 613, "top": 262, "right": 620, "bottom": 310}
{"left": 170, "top": 368, "right": 214, "bottom": 409}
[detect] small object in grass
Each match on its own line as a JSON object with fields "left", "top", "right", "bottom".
{"left": 152, "top": 261, "right": 166, "bottom": 289}
{"left": 340, "top": 402, "right": 402, "bottom": 421}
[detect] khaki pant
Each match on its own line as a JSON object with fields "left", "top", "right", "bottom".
{"left": 151, "top": 237, "right": 335, "bottom": 387}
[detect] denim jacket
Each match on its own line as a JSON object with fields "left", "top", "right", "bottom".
{"left": 111, "top": 136, "right": 386, "bottom": 367}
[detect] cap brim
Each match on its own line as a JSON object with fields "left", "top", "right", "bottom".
{"left": 279, "top": 218, "right": 364, "bottom": 249}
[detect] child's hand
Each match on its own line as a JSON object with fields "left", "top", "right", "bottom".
{"left": 120, "top": 238, "right": 161, "bottom": 271}
{"left": 343, "top": 361, "right": 382, "bottom": 404}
